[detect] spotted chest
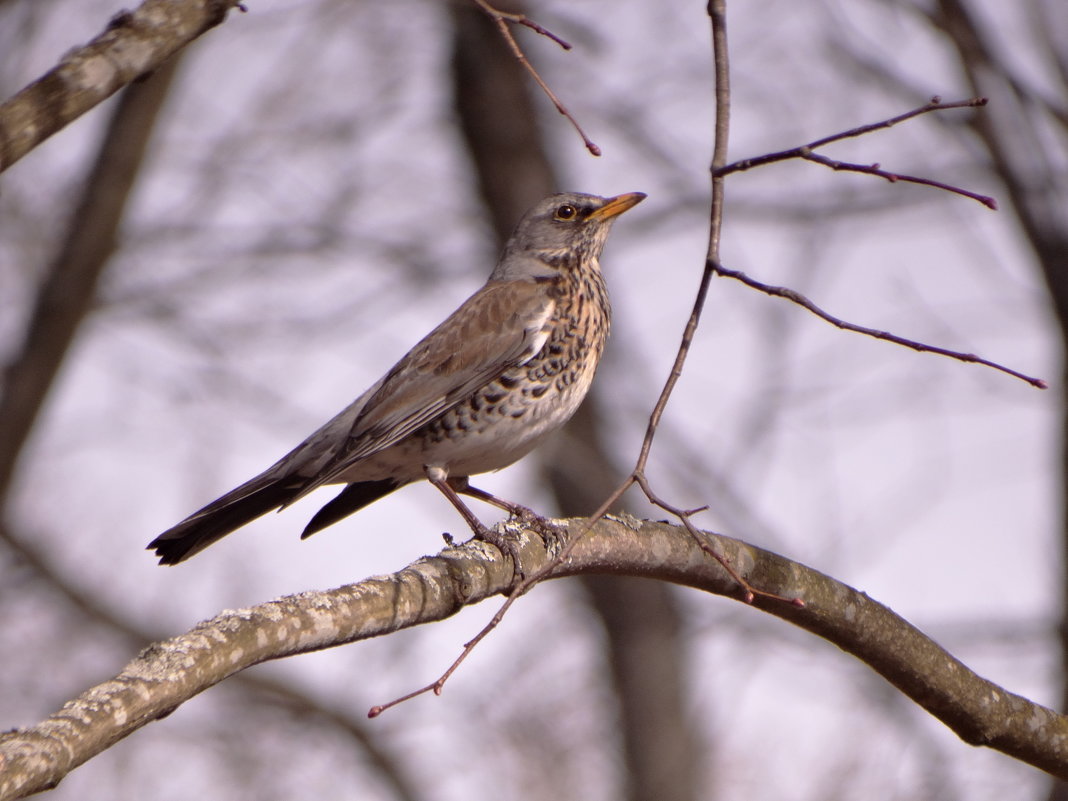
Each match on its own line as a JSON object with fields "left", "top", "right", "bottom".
{"left": 413, "top": 267, "right": 612, "bottom": 474}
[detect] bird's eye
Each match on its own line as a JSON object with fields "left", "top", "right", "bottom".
{"left": 554, "top": 204, "right": 578, "bottom": 221}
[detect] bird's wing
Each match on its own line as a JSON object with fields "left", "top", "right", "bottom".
{"left": 290, "top": 279, "right": 555, "bottom": 497}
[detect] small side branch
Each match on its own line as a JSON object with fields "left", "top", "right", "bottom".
{"left": 715, "top": 264, "right": 1047, "bottom": 389}
{"left": 717, "top": 97, "right": 996, "bottom": 208}
{"left": 375, "top": 1, "right": 749, "bottom": 713}
{"left": 471, "top": 0, "right": 601, "bottom": 156}
{"left": 634, "top": 473, "right": 803, "bottom": 607}
{"left": 797, "top": 147, "right": 997, "bottom": 209}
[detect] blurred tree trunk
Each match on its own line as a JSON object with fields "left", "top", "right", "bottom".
{"left": 450, "top": 5, "right": 703, "bottom": 801}
{"left": 0, "top": 51, "right": 424, "bottom": 801}
{"left": 906, "top": 2, "right": 1068, "bottom": 798}
{"left": 0, "top": 57, "right": 181, "bottom": 508}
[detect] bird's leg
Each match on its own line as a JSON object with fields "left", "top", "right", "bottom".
{"left": 446, "top": 476, "right": 535, "bottom": 518}
{"left": 425, "top": 469, "right": 489, "bottom": 535}
{"left": 447, "top": 476, "right": 567, "bottom": 553}
{"left": 425, "top": 467, "right": 526, "bottom": 577}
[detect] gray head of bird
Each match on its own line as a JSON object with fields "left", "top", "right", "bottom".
{"left": 491, "top": 191, "right": 646, "bottom": 281}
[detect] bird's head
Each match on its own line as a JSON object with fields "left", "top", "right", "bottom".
{"left": 492, "top": 191, "right": 646, "bottom": 280}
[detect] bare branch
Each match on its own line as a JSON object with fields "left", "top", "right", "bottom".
{"left": 389, "top": 1, "right": 747, "bottom": 705}
{"left": 3, "top": 517, "right": 1068, "bottom": 799}
{"left": 469, "top": 0, "right": 573, "bottom": 49}
{"left": 718, "top": 97, "right": 982, "bottom": 173}
{"left": 470, "top": 0, "right": 601, "bottom": 155}
{"left": 629, "top": 0, "right": 735, "bottom": 476}
{"left": 714, "top": 263, "right": 1047, "bottom": 388}
{"left": 0, "top": 519, "right": 422, "bottom": 801}
{"left": 0, "top": 0, "right": 243, "bottom": 173}
{"left": 717, "top": 97, "right": 997, "bottom": 208}
{"left": 634, "top": 473, "right": 802, "bottom": 606}
{"left": 797, "top": 147, "right": 998, "bottom": 209}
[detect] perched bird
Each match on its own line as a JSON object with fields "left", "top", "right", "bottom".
{"left": 149, "top": 191, "right": 645, "bottom": 565}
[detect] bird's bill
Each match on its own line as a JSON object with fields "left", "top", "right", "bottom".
{"left": 590, "top": 191, "right": 647, "bottom": 220}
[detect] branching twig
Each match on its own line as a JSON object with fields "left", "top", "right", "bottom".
{"left": 472, "top": 1, "right": 573, "bottom": 50}
{"left": 471, "top": 0, "right": 601, "bottom": 156}
{"left": 620, "top": 0, "right": 805, "bottom": 607}
{"left": 715, "top": 264, "right": 1048, "bottom": 389}
{"left": 717, "top": 97, "right": 986, "bottom": 175}
{"left": 797, "top": 147, "right": 998, "bottom": 209}
{"left": 634, "top": 473, "right": 802, "bottom": 606}
{"left": 718, "top": 96, "right": 997, "bottom": 208}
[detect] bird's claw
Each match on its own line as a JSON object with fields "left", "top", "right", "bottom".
{"left": 474, "top": 525, "right": 527, "bottom": 583}
{"left": 503, "top": 506, "right": 564, "bottom": 556}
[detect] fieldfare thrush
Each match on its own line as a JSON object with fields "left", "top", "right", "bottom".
{"left": 149, "top": 191, "right": 645, "bottom": 565}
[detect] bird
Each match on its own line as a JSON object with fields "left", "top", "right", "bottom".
{"left": 148, "top": 190, "right": 646, "bottom": 566}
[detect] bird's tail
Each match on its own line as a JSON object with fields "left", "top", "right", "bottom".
{"left": 300, "top": 478, "right": 403, "bottom": 539}
{"left": 148, "top": 475, "right": 302, "bottom": 565}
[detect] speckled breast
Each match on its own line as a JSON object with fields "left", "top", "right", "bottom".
{"left": 414, "top": 267, "right": 612, "bottom": 477}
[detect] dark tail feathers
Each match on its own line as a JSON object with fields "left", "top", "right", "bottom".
{"left": 301, "top": 479, "right": 403, "bottom": 539}
{"left": 149, "top": 477, "right": 405, "bottom": 564}
{"left": 149, "top": 479, "right": 302, "bottom": 565}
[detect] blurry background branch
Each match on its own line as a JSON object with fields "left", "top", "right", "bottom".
{"left": 831, "top": 2, "right": 1068, "bottom": 797}
{"left": 0, "top": 57, "right": 179, "bottom": 505}
{"left": 0, "top": 12, "right": 421, "bottom": 801}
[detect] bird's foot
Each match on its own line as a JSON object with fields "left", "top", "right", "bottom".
{"left": 431, "top": 474, "right": 563, "bottom": 580}
{"left": 473, "top": 524, "right": 528, "bottom": 582}
{"left": 509, "top": 507, "right": 567, "bottom": 556}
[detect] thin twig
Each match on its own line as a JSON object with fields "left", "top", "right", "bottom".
{"left": 634, "top": 474, "right": 802, "bottom": 606}
{"left": 470, "top": 0, "right": 573, "bottom": 48}
{"left": 798, "top": 147, "right": 997, "bottom": 208}
{"left": 717, "top": 96, "right": 986, "bottom": 176}
{"left": 717, "top": 97, "right": 996, "bottom": 208}
{"left": 625, "top": 0, "right": 732, "bottom": 474}
{"left": 715, "top": 264, "right": 1048, "bottom": 388}
{"left": 368, "top": 474, "right": 637, "bottom": 715}
{"left": 370, "top": 0, "right": 755, "bottom": 717}
{"left": 513, "top": 16, "right": 572, "bottom": 49}
{"left": 623, "top": 0, "right": 791, "bottom": 600}
{"left": 368, "top": 0, "right": 759, "bottom": 718}
{"left": 471, "top": 0, "right": 600, "bottom": 156}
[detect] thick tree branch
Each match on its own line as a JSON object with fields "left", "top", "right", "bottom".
{"left": 0, "top": 0, "right": 241, "bottom": 173}
{"left": 1, "top": 517, "right": 1066, "bottom": 799}
{"left": 0, "top": 521, "right": 422, "bottom": 801}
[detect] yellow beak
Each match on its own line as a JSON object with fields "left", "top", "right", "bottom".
{"left": 589, "top": 191, "right": 647, "bottom": 220}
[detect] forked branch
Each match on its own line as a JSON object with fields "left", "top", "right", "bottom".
{"left": 372, "top": 0, "right": 741, "bottom": 713}
{"left": 715, "top": 264, "right": 1047, "bottom": 388}
{"left": 471, "top": 0, "right": 602, "bottom": 155}
{"left": 717, "top": 95, "right": 996, "bottom": 211}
